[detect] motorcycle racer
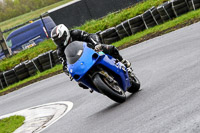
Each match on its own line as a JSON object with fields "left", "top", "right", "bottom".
{"left": 51, "top": 24, "right": 131, "bottom": 89}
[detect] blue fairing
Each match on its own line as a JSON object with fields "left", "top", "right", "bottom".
{"left": 67, "top": 42, "right": 131, "bottom": 92}
{"left": 67, "top": 43, "right": 99, "bottom": 79}
{"left": 96, "top": 54, "right": 131, "bottom": 91}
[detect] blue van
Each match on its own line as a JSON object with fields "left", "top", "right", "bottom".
{"left": 3, "top": 16, "right": 56, "bottom": 56}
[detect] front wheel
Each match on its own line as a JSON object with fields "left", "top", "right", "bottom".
{"left": 93, "top": 74, "right": 126, "bottom": 103}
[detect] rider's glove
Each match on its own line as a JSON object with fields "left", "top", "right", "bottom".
{"left": 63, "top": 63, "right": 69, "bottom": 76}
{"left": 95, "top": 44, "right": 103, "bottom": 52}
{"left": 61, "top": 58, "right": 69, "bottom": 76}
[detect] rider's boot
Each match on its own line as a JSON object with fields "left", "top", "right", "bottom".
{"left": 78, "top": 82, "right": 89, "bottom": 89}
{"left": 100, "top": 44, "right": 131, "bottom": 68}
{"left": 121, "top": 59, "right": 131, "bottom": 68}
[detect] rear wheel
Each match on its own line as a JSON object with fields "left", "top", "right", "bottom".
{"left": 93, "top": 74, "right": 126, "bottom": 103}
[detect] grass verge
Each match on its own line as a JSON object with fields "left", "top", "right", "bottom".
{"left": 0, "top": 65, "right": 62, "bottom": 96}
{"left": 0, "top": 115, "right": 25, "bottom": 133}
{"left": 0, "top": 39, "right": 56, "bottom": 72}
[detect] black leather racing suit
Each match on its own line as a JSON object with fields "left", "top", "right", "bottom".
{"left": 57, "top": 29, "right": 123, "bottom": 65}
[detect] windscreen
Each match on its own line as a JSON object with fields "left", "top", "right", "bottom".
{"left": 64, "top": 41, "right": 84, "bottom": 64}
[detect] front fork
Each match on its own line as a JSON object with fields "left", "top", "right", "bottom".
{"left": 127, "top": 67, "right": 135, "bottom": 78}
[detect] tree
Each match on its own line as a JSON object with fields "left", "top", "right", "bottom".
{"left": 0, "top": 0, "right": 62, "bottom": 22}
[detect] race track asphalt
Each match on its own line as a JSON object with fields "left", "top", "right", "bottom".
{"left": 0, "top": 22, "right": 200, "bottom": 133}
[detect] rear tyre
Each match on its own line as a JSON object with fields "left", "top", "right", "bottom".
{"left": 93, "top": 74, "right": 126, "bottom": 103}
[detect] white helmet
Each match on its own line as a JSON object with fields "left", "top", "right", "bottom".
{"left": 51, "top": 24, "right": 70, "bottom": 47}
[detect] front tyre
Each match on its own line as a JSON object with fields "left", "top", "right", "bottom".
{"left": 93, "top": 74, "right": 126, "bottom": 103}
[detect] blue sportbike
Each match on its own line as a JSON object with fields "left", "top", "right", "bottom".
{"left": 65, "top": 41, "right": 140, "bottom": 103}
